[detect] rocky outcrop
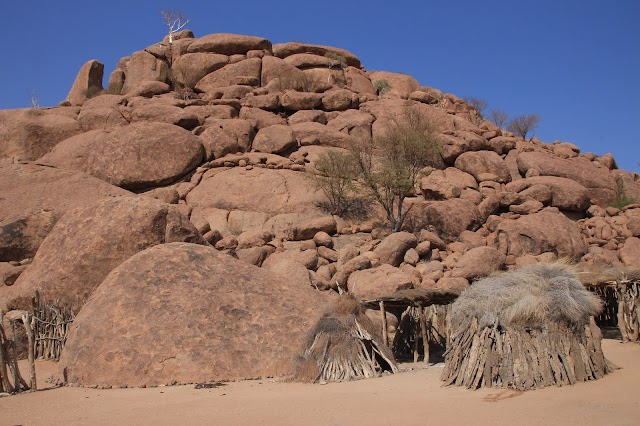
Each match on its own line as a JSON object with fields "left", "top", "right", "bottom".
{"left": 66, "top": 60, "right": 105, "bottom": 106}
{"left": 57, "top": 242, "right": 328, "bottom": 387}
{"left": 0, "top": 197, "right": 204, "bottom": 312}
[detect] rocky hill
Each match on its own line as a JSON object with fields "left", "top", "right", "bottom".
{"left": 1, "top": 31, "right": 639, "bottom": 386}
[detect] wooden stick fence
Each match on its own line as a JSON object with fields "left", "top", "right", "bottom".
{"left": 31, "top": 296, "right": 75, "bottom": 361}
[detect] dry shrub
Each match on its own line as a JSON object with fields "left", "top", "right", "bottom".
{"left": 450, "top": 263, "right": 602, "bottom": 333}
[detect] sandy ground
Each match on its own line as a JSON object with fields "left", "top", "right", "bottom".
{"left": 1, "top": 339, "right": 638, "bottom": 426}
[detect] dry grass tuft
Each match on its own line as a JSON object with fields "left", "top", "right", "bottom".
{"left": 450, "top": 263, "right": 602, "bottom": 332}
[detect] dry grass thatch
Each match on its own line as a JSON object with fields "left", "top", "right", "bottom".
{"left": 450, "top": 263, "right": 602, "bottom": 333}
{"left": 442, "top": 263, "right": 617, "bottom": 390}
{"left": 293, "top": 296, "right": 398, "bottom": 383}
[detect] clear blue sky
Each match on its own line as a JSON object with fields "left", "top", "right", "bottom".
{"left": 2, "top": 0, "right": 638, "bottom": 172}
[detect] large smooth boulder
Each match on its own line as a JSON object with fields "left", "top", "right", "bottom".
{"left": 505, "top": 176, "right": 590, "bottom": 211}
{"left": 289, "top": 122, "right": 357, "bottom": 148}
{"left": 252, "top": 125, "right": 297, "bottom": 154}
{"left": 620, "top": 237, "right": 640, "bottom": 267}
{"left": 273, "top": 42, "right": 361, "bottom": 68}
{"left": 194, "top": 58, "right": 261, "bottom": 92}
{"left": 261, "top": 56, "right": 306, "bottom": 88}
{"left": 451, "top": 246, "right": 505, "bottom": 280}
{"left": 0, "top": 109, "right": 83, "bottom": 160}
{"left": 373, "top": 232, "right": 418, "bottom": 267}
{"left": 454, "top": 150, "right": 511, "bottom": 183}
{"left": 368, "top": 71, "right": 420, "bottom": 99}
{"left": 347, "top": 265, "right": 413, "bottom": 300}
{"left": 121, "top": 51, "right": 169, "bottom": 94}
{"left": 263, "top": 213, "right": 336, "bottom": 241}
{"left": 130, "top": 104, "right": 200, "bottom": 129}
{"left": 0, "top": 210, "right": 56, "bottom": 262}
{"left": 66, "top": 60, "right": 104, "bottom": 106}
{"left": 187, "top": 33, "right": 272, "bottom": 55}
{"left": 36, "top": 129, "right": 107, "bottom": 173}
{"left": 421, "top": 168, "right": 477, "bottom": 200}
{"left": 57, "top": 243, "right": 327, "bottom": 387}
{"left": 86, "top": 122, "right": 203, "bottom": 189}
{"left": 186, "top": 168, "right": 324, "bottom": 214}
{"left": 495, "top": 211, "right": 587, "bottom": 258}
{"left": 0, "top": 162, "right": 131, "bottom": 260}
{"left": 516, "top": 151, "right": 618, "bottom": 205}
{"left": 0, "top": 197, "right": 204, "bottom": 313}
{"left": 171, "top": 53, "right": 228, "bottom": 88}
{"left": 418, "top": 199, "right": 481, "bottom": 240}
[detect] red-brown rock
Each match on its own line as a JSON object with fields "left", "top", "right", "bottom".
{"left": 347, "top": 265, "right": 413, "bottom": 300}
{"left": 86, "top": 122, "right": 203, "bottom": 189}
{"left": 194, "top": 58, "right": 261, "bottom": 92}
{"left": 0, "top": 197, "right": 204, "bottom": 313}
{"left": 187, "top": 33, "right": 272, "bottom": 55}
{"left": 66, "top": 60, "right": 104, "bottom": 106}
{"left": 57, "top": 242, "right": 327, "bottom": 387}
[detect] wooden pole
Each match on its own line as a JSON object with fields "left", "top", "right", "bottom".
{"left": 0, "top": 310, "right": 14, "bottom": 393}
{"left": 22, "top": 313, "right": 37, "bottom": 391}
{"left": 10, "top": 320, "right": 20, "bottom": 393}
{"left": 379, "top": 301, "right": 389, "bottom": 348}
{"left": 413, "top": 308, "right": 419, "bottom": 363}
{"left": 420, "top": 307, "right": 429, "bottom": 365}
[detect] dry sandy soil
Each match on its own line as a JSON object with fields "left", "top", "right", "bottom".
{"left": 1, "top": 339, "right": 638, "bottom": 425}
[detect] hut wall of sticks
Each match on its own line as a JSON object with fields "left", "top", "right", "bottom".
{"left": 363, "top": 289, "right": 458, "bottom": 364}
{"left": 578, "top": 268, "right": 640, "bottom": 343}
{"left": 441, "top": 263, "right": 618, "bottom": 391}
{"left": 293, "top": 296, "right": 398, "bottom": 383}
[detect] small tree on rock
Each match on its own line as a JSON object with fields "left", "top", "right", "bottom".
{"left": 507, "top": 114, "right": 541, "bottom": 139}
{"left": 463, "top": 97, "right": 488, "bottom": 117}
{"left": 350, "top": 108, "right": 442, "bottom": 231}
{"left": 307, "top": 150, "right": 359, "bottom": 216}
{"left": 488, "top": 108, "right": 508, "bottom": 128}
{"left": 161, "top": 9, "right": 190, "bottom": 44}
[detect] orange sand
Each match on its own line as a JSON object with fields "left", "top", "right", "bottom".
{"left": 1, "top": 339, "right": 638, "bottom": 425}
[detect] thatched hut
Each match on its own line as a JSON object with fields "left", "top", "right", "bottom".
{"left": 441, "top": 263, "right": 618, "bottom": 390}
{"left": 293, "top": 296, "right": 398, "bottom": 383}
{"left": 577, "top": 267, "right": 640, "bottom": 343}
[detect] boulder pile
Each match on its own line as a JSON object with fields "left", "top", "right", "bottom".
{"left": 1, "top": 31, "right": 639, "bottom": 386}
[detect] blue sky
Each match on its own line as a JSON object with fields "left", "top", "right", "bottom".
{"left": 2, "top": 0, "right": 638, "bottom": 172}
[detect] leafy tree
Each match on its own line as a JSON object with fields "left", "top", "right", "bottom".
{"left": 161, "top": 10, "right": 190, "bottom": 44}
{"left": 488, "top": 108, "right": 508, "bottom": 128}
{"left": 507, "top": 114, "right": 541, "bottom": 139}
{"left": 350, "top": 108, "right": 442, "bottom": 231}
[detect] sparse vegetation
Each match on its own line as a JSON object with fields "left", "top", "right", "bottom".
{"left": 373, "top": 79, "right": 391, "bottom": 95}
{"left": 350, "top": 107, "right": 443, "bottom": 231}
{"left": 324, "top": 52, "right": 347, "bottom": 70}
{"left": 463, "top": 97, "right": 487, "bottom": 116}
{"left": 275, "top": 72, "right": 314, "bottom": 92}
{"left": 307, "top": 150, "right": 359, "bottom": 216}
{"left": 507, "top": 113, "right": 541, "bottom": 139}
{"left": 609, "top": 195, "right": 637, "bottom": 209}
{"left": 161, "top": 9, "right": 190, "bottom": 44}
{"left": 488, "top": 108, "right": 508, "bottom": 128}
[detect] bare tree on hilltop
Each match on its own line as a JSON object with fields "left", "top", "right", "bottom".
{"left": 488, "top": 108, "right": 508, "bottom": 128}
{"left": 507, "top": 114, "right": 541, "bottom": 139}
{"left": 463, "top": 97, "right": 488, "bottom": 117}
{"left": 161, "top": 9, "right": 190, "bottom": 44}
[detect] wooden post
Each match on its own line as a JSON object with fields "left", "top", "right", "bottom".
{"left": 22, "top": 313, "right": 37, "bottom": 391}
{"left": 0, "top": 309, "right": 14, "bottom": 393}
{"left": 379, "top": 301, "right": 389, "bottom": 348}
{"left": 10, "top": 320, "right": 20, "bottom": 393}
{"left": 413, "top": 308, "right": 419, "bottom": 363}
{"left": 420, "top": 307, "right": 429, "bottom": 365}
{"left": 617, "top": 296, "right": 629, "bottom": 342}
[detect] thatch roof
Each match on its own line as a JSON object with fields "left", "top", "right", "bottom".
{"left": 576, "top": 267, "right": 640, "bottom": 286}
{"left": 361, "top": 288, "right": 460, "bottom": 309}
{"left": 293, "top": 296, "right": 398, "bottom": 383}
{"left": 450, "top": 263, "right": 602, "bottom": 333}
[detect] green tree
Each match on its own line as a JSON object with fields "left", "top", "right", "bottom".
{"left": 351, "top": 108, "right": 442, "bottom": 231}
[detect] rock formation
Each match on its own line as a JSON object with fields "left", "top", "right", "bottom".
{"left": 1, "top": 31, "right": 639, "bottom": 386}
